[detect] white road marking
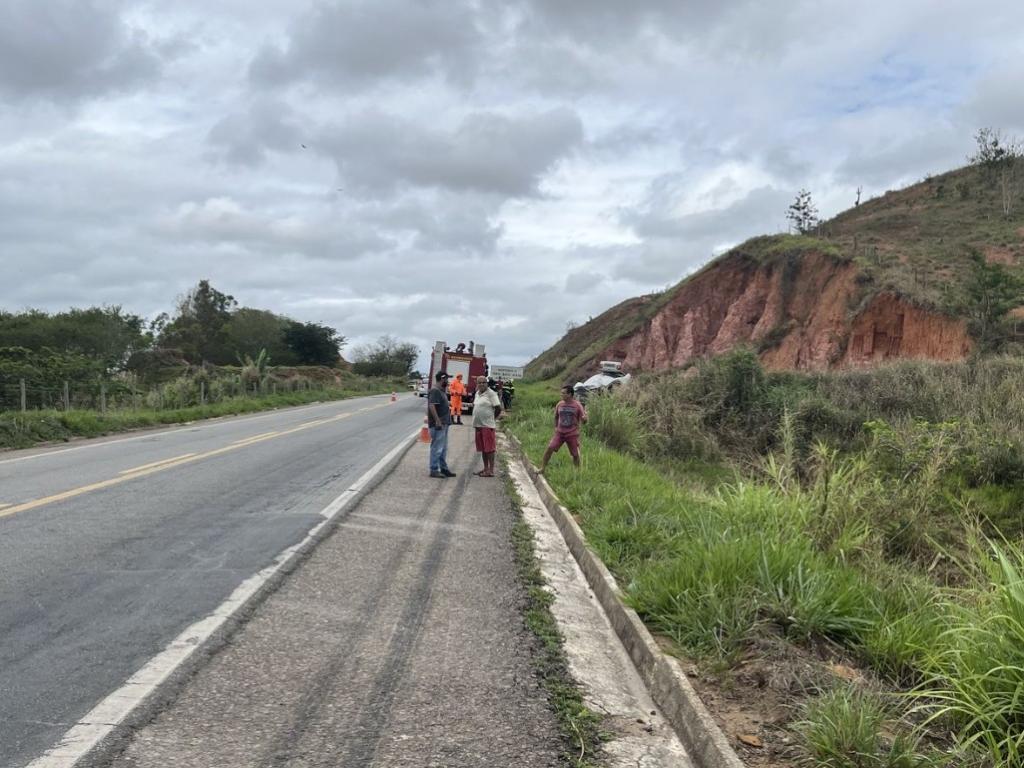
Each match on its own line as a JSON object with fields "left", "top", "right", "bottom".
{"left": 0, "top": 403, "right": 392, "bottom": 522}
{"left": 25, "top": 427, "right": 420, "bottom": 768}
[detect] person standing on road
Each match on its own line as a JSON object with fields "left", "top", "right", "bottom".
{"left": 427, "top": 372, "right": 456, "bottom": 478}
{"left": 471, "top": 374, "right": 502, "bottom": 477}
{"left": 449, "top": 373, "right": 466, "bottom": 425}
{"left": 538, "top": 385, "right": 587, "bottom": 473}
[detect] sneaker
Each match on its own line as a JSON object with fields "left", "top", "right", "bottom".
{"left": 429, "top": 471, "right": 447, "bottom": 478}
{"left": 441, "top": 469, "right": 456, "bottom": 477}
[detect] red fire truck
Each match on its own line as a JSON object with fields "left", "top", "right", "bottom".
{"left": 427, "top": 340, "right": 489, "bottom": 414}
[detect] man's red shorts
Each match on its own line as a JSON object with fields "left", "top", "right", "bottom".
{"left": 547, "top": 431, "right": 580, "bottom": 459}
{"left": 474, "top": 427, "right": 497, "bottom": 453}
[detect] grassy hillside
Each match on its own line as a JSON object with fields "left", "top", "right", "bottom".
{"left": 526, "top": 293, "right": 667, "bottom": 381}
{"left": 527, "top": 162, "right": 1024, "bottom": 381}
{"left": 828, "top": 164, "right": 1024, "bottom": 308}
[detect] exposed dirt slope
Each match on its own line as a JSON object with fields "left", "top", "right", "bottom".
{"left": 528, "top": 162, "right": 1024, "bottom": 381}
{"left": 534, "top": 247, "right": 970, "bottom": 382}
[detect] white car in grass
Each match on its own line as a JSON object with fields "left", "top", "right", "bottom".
{"left": 573, "top": 361, "right": 631, "bottom": 400}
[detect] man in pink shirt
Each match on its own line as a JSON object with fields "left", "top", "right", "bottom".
{"left": 539, "top": 385, "right": 587, "bottom": 473}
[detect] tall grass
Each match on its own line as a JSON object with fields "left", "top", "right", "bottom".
{"left": 508, "top": 363, "right": 1024, "bottom": 765}
{"left": 796, "top": 687, "right": 938, "bottom": 768}
{"left": 581, "top": 393, "right": 651, "bottom": 455}
{"left": 917, "top": 542, "right": 1024, "bottom": 766}
{"left": 508, "top": 385, "right": 923, "bottom": 663}
{"left": 621, "top": 351, "right": 1024, "bottom": 469}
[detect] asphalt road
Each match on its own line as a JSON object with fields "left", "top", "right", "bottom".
{"left": 104, "top": 428, "right": 565, "bottom": 767}
{"left": 0, "top": 394, "right": 423, "bottom": 768}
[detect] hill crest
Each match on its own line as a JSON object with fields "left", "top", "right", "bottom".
{"left": 529, "top": 163, "right": 1024, "bottom": 381}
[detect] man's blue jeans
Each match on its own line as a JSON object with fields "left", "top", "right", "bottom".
{"left": 429, "top": 425, "right": 450, "bottom": 473}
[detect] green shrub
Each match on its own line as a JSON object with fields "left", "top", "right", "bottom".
{"left": 962, "top": 484, "right": 1024, "bottom": 537}
{"left": 858, "top": 579, "right": 947, "bottom": 686}
{"left": 583, "top": 393, "right": 648, "bottom": 456}
{"left": 790, "top": 396, "right": 864, "bottom": 456}
{"left": 619, "top": 372, "right": 721, "bottom": 461}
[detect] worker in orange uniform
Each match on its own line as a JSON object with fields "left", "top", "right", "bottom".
{"left": 449, "top": 373, "right": 466, "bottom": 425}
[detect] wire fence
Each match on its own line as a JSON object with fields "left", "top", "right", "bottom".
{"left": 0, "top": 376, "right": 338, "bottom": 414}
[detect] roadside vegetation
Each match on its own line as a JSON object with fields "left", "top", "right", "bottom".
{"left": 0, "top": 375, "right": 396, "bottom": 450}
{"left": 0, "top": 280, "right": 417, "bottom": 449}
{"left": 507, "top": 351, "right": 1024, "bottom": 767}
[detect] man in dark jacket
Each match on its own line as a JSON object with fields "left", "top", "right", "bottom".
{"left": 427, "top": 371, "right": 456, "bottom": 478}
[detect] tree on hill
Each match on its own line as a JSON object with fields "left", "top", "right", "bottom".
{"left": 158, "top": 280, "right": 237, "bottom": 364}
{"left": 223, "top": 308, "right": 298, "bottom": 366}
{"left": 155, "top": 281, "right": 346, "bottom": 367}
{"left": 283, "top": 321, "right": 345, "bottom": 366}
{"left": 786, "top": 189, "right": 819, "bottom": 234}
{"left": 351, "top": 335, "right": 418, "bottom": 377}
{"left": 968, "top": 127, "right": 1023, "bottom": 218}
{"left": 946, "top": 250, "right": 1024, "bottom": 351}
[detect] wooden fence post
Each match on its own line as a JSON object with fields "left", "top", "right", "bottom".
{"left": 63, "top": 381, "right": 70, "bottom": 411}
{"left": 100, "top": 383, "right": 107, "bottom": 413}
{"left": 20, "top": 379, "right": 26, "bottom": 412}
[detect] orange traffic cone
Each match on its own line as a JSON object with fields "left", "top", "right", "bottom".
{"left": 419, "top": 424, "right": 431, "bottom": 443}
{"left": 390, "top": 391, "right": 397, "bottom": 402}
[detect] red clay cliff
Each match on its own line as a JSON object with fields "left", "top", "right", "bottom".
{"left": 585, "top": 251, "right": 972, "bottom": 377}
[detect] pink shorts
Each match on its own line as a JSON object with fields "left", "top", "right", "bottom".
{"left": 475, "top": 427, "right": 497, "bottom": 453}
{"left": 548, "top": 431, "right": 580, "bottom": 458}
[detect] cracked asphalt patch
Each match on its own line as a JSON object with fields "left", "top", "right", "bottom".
{"left": 100, "top": 427, "right": 565, "bottom": 767}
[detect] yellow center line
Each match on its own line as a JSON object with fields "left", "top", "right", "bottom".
{"left": 118, "top": 453, "right": 196, "bottom": 475}
{"left": 231, "top": 430, "right": 281, "bottom": 445}
{"left": 0, "top": 403, "right": 395, "bottom": 521}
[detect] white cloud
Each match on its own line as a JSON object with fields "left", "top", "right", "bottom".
{"left": 249, "top": 0, "right": 484, "bottom": 88}
{"left": 318, "top": 108, "right": 584, "bottom": 198}
{"left": 3, "top": 0, "right": 1024, "bottom": 367}
{"left": 0, "top": 0, "right": 169, "bottom": 101}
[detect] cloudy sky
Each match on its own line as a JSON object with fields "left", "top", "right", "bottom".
{"left": 2, "top": 1, "right": 1024, "bottom": 366}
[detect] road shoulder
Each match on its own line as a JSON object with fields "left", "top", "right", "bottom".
{"left": 95, "top": 425, "right": 567, "bottom": 767}
{"left": 505, "top": 442, "right": 692, "bottom": 767}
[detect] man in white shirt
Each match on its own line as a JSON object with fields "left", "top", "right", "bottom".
{"left": 471, "top": 374, "right": 502, "bottom": 477}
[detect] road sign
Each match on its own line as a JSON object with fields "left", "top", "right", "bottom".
{"left": 489, "top": 365, "right": 524, "bottom": 380}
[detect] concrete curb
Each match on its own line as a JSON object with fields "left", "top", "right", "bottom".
{"left": 33, "top": 429, "right": 421, "bottom": 768}
{"left": 505, "top": 434, "right": 745, "bottom": 768}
